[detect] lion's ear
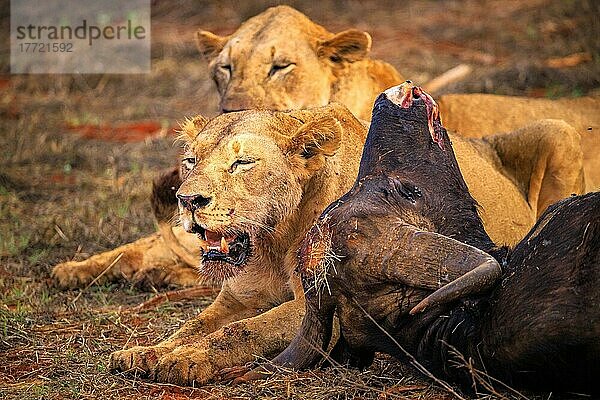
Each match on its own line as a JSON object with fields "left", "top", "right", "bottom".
{"left": 286, "top": 116, "right": 342, "bottom": 173}
{"left": 317, "top": 29, "right": 372, "bottom": 64}
{"left": 195, "top": 30, "right": 229, "bottom": 60}
{"left": 178, "top": 115, "right": 209, "bottom": 142}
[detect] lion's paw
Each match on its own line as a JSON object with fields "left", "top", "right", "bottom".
{"left": 52, "top": 260, "right": 100, "bottom": 289}
{"left": 153, "top": 346, "right": 213, "bottom": 386}
{"left": 109, "top": 345, "right": 172, "bottom": 376}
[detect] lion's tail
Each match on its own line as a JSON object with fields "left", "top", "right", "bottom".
{"left": 152, "top": 167, "right": 198, "bottom": 268}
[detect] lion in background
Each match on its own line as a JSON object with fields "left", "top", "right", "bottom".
{"left": 195, "top": 5, "right": 599, "bottom": 191}
{"left": 195, "top": 6, "right": 402, "bottom": 120}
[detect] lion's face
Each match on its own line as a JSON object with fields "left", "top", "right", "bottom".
{"left": 195, "top": 5, "right": 371, "bottom": 113}
{"left": 176, "top": 108, "right": 343, "bottom": 279}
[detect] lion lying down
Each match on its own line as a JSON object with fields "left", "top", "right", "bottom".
{"left": 105, "top": 100, "right": 585, "bottom": 386}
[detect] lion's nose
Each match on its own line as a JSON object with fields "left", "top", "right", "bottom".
{"left": 176, "top": 193, "right": 212, "bottom": 210}
{"left": 220, "top": 95, "right": 254, "bottom": 113}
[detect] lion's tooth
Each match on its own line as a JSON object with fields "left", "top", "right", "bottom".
{"left": 220, "top": 236, "right": 229, "bottom": 253}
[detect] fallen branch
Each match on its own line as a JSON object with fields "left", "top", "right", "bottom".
{"left": 377, "top": 385, "right": 427, "bottom": 399}
{"left": 423, "top": 64, "right": 472, "bottom": 94}
{"left": 545, "top": 52, "right": 591, "bottom": 68}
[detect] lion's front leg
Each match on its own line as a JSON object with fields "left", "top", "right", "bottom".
{"left": 150, "top": 298, "right": 305, "bottom": 386}
{"left": 52, "top": 227, "right": 200, "bottom": 289}
{"left": 109, "top": 277, "right": 285, "bottom": 376}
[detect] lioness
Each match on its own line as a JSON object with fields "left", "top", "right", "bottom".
{"left": 195, "top": 6, "right": 402, "bottom": 121}
{"left": 195, "top": 5, "right": 599, "bottom": 190}
{"left": 107, "top": 102, "right": 584, "bottom": 385}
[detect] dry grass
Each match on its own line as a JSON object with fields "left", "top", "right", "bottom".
{"left": 1, "top": 0, "right": 598, "bottom": 399}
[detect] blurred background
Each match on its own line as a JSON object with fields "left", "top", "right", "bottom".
{"left": 0, "top": 1, "right": 598, "bottom": 398}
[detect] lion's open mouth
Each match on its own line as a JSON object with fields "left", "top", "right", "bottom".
{"left": 190, "top": 224, "right": 251, "bottom": 278}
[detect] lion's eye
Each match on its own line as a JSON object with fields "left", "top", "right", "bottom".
{"left": 220, "top": 64, "right": 232, "bottom": 75}
{"left": 182, "top": 157, "right": 196, "bottom": 170}
{"left": 229, "top": 159, "right": 256, "bottom": 173}
{"left": 268, "top": 62, "right": 295, "bottom": 77}
{"left": 214, "top": 64, "right": 232, "bottom": 84}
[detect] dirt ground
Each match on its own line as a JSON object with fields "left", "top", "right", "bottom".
{"left": 1, "top": 0, "right": 598, "bottom": 399}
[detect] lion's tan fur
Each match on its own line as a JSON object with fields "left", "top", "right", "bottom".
{"left": 107, "top": 105, "right": 366, "bottom": 383}
{"left": 438, "top": 94, "right": 600, "bottom": 191}
{"left": 175, "top": 106, "right": 367, "bottom": 282}
{"left": 195, "top": 5, "right": 402, "bottom": 120}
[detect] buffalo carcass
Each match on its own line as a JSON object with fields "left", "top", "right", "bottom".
{"left": 231, "top": 82, "right": 600, "bottom": 393}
